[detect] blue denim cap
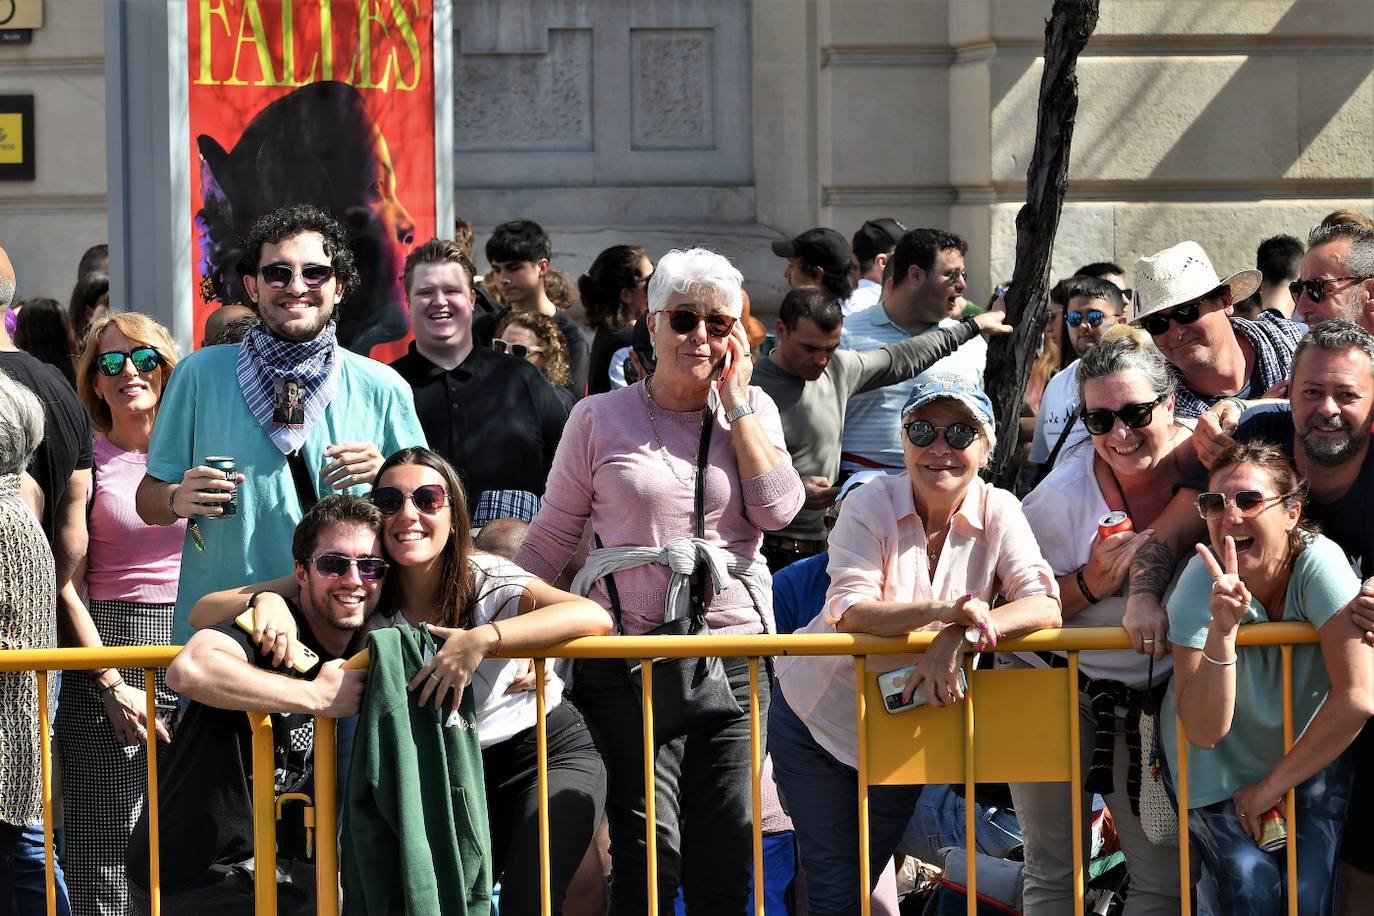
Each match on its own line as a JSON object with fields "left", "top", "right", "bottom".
{"left": 899, "top": 372, "right": 996, "bottom": 430}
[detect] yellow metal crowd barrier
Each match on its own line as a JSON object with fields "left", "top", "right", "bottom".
{"left": 1, "top": 624, "right": 1322, "bottom": 916}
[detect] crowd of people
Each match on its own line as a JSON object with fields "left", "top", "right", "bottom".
{"left": 1, "top": 202, "right": 1373, "bottom": 916}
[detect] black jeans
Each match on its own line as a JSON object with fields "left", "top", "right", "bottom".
{"left": 573, "top": 655, "right": 769, "bottom": 915}
{"left": 482, "top": 700, "right": 607, "bottom": 916}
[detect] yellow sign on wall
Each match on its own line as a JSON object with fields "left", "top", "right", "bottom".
{"left": 0, "top": 114, "right": 23, "bottom": 164}
{"left": 0, "top": 0, "right": 44, "bottom": 30}
{"left": 0, "top": 97, "right": 34, "bottom": 179}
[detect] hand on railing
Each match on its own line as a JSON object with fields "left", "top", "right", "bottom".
{"left": 101, "top": 678, "right": 171, "bottom": 747}
{"left": 1123, "top": 593, "right": 1170, "bottom": 660}
{"left": 310, "top": 659, "right": 367, "bottom": 718}
{"left": 903, "top": 626, "right": 969, "bottom": 708}
{"left": 940, "top": 595, "right": 997, "bottom": 649}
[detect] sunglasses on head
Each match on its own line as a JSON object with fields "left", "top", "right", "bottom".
{"left": 95, "top": 347, "right": 161, "bottom": 377}
{"left": 1195, "top": 489, "right": 1295, "bottom": 521}
{"left": 309, "top": 553, "right": 389, "bottom": 581}
{"left": 663, "top": 307, "right": 736, "bottom": 340}
{"left": 492, "top": 339, "right": 544, "bottom": 359}
{"left": 371, "top": 484, "right": 450, "bottom": 517}
{"left": 1288, "top": 276, "right": 1370, "bottom": 304}
{"left": 1081, "top": 393, "right": 1168, "bottom": 436}
{"left": 904, "top": 420, "right": 979, "bottom": 450}
{"left": 1066, "top": 309, "right": 1107, "bottom": 329}
{"left": 1139, "top": 300, "right": 1202, "bottom": 337}
{"left": 259, "top": 263, "right": 335, "bottom": 290}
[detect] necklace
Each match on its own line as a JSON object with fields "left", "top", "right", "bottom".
{"left": 925, "top": 519, "right": 952, "bottom": 577}
{"left": 643, "top": 379, "right": 706, "bottom": 487}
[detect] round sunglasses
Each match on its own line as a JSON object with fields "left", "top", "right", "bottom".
{"left": 1081, "top": 393, "right": 1167, "bottom": 436}
{"left": 96, "top": 346, "right": 162, "bottom": 377}
{"left": 259, "top": 263, "right": 335, "bottom": 290}
{"left": 662, "top": 308, "right": 736, "bottom": 340}
{"left": 492, "top": 339, "right": 544, "bottom": 359}
{"left": 1288, "top": 276, "right": 1370, "bottom": 304}
{"left": 1139, "top": 300, "right": 1202, "bottom": 337}
{"left": 308, "top": 553, "right": 389, "bottom": 581}
{"left": 904, "top": 420, "right": 979, "bottom": 450}
{"left": 1065, "top": 309, "right": 1107, "bottom": 329}
{"left": 1195, "top": 489, "right": 1296, "bottom": 521}
{"left": 371, "top": 484, "right": 450, "bottom": 517}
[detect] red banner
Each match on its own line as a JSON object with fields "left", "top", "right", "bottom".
{"left": 187, "top": 0, "right": 434, "bottom": 362}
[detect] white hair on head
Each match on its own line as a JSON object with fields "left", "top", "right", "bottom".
{"left": 0, "top": 371, "right": 44, "bottom": 476}
{"left": 647, "top": 247, "right": 744, "bottom": 318}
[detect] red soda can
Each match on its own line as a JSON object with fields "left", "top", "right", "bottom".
{"left": 1098, "top": 511, "right": 1133, "bottom": 540}
{"left": 1257, "top": 807, "right": 1287, "bottom": 852}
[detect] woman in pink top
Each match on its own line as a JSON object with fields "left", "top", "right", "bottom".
{"left": 56, "top": 313, "right": 185, "bottom": 916}
{"left": 770, "top": 373, "right": 1059, "bottom": 916}
{"left": 515, "top": 247, "right": 804, "bottom": 914}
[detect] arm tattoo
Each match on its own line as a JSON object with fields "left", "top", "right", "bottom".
{"left": 1130, "top": 536, "right": 1176, "bottom": 600}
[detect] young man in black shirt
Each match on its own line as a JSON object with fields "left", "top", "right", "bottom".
{"left": 126, "top": 496, "right": 382, "bottom": 915}
{"left": 390, "top": 238, "right": 567, "bottom": 514}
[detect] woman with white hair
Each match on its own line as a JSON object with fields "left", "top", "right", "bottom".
{"left": 0, "top": 371, "right": 58, "bottom": 886}
{"left": 515, "top": 247, "right": 804, "bottom": 913}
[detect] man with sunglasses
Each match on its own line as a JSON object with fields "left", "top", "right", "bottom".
{"left": 137, "top": 204, "right": 426, "bottom": 645}
{"left": 127, "top": 496, "right": 382, "bottom": 916}
{"left": 1029, "top": 276, "right": 1127, "bottom": 472}
{"left": 1130, "top": 240, "right": 1301, "bottom": 421}
{"left": 1294, "top": 222, "right": 1374, "bottom": 331}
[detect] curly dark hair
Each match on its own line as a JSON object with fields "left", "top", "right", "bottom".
{"left": 237, "top": 204, "right": 361, "bottom": 294}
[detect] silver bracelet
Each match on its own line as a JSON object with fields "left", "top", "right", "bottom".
{"left": 1202, "top": 649, "right": 1237, "bottom": 667}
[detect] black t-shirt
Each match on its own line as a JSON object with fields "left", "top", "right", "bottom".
{"left": 1179, "top": 403, "right": 1374, "bottom": 578}
{"left": 589, "top": 324, "right": 634, "bottom": 395}
{"left": 473, "top": 305, "right": 590, "bottom": 399}
{"left": 390, "top": 343, "right": 567, "bottom": 509}
{"left": 126, "top": 600, "right": 334, "bottom": 892}
{"left": 0, "top": 350, "right": 93, "bottom": 541}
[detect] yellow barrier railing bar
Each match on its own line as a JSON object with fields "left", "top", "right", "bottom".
{"left": 144, "top": 673, "right": 162, "bottom": 916}
{"left": 963, "top": 656, "right": 976, "bottom": 916}
{"left": 1068, "top": 650, "right": 1085, "bottom": 914}
{"left": 314, "top": 714, "right": 338, "bottom": 916}
{"left": 1177, "top": 708, "right": 1192, "bottom": 916}
{"left": 748, "top": 657, "right": 764, "bottom": 916}
{"left": 641, "top": 658, "right": 658, "bottom": 916}
{"left": 246, "top": 710, "right": 277, "bottom": 916}
{"left": 535, "top": 658, "right": 551, "bottom": 916}
{"left": 38, "top": 670, "right": 55, "bottom": 916}
{"left": 1282, "top": 645, "right": 1297, "bottom": 916}
{"left": 855, "top": 655, "right": 871, "bottom": 916}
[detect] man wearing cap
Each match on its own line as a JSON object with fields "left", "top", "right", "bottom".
{"left": 1131, "top": 240, "right": 1302, "bottom": 420}
{"left": 839, "top": 228, "right": 989, "bottom": 472}
{"left": 772, "top": 227, "right": 856, "bottom": 308}
{"left": 753, "top": 286, "right": 1010, "bottom": 570}
{"left": 847, "top": 218, "right": 907, "bottom": 317}
{"left": 1294, "top": 222, "right": 1374, "bottom": 331}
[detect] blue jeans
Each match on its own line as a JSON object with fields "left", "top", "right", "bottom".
{"left": 0, "top": 823, "right": 72, "bottom": 916}
{"left": 768, "top": 688, "right": 921, "bottom": 916}
{"left": 1185, "top": 755, "right": 1351, "bottom": 916}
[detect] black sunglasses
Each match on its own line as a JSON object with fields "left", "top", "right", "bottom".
{"left": 96, "top": 347, "right": 161, "bottom": 377}
{"left": 310, "top": 553, "right": 388, "bottom": 581}
{"left": 1288, "top": 276, "right": 1370, "bottom": 304}
{"left": 492, "top": 339, "right": 544, "bottom": 359}
{"left": 1140, "top": 301, "right": 1202, "bottom": 336}
{"left": 1066, "top": 309, "right": 1107, "bottom": 329}
{"left": 1195, "top": 489, "right": 1296, "bottom": 520}
{"left": 371, "top": 484, "right": 450, "bottom": 517}
{"left": 663, "top": 308, "right": 736, "bottom": 340}
{"left": 904, "top": 420, "right": 979, "bottom": 450}
{"left": 1081, "top": 393, "right": 1168, "bottom": 436}
{"left": 259, "top": 263, "right": 335, "bottom": 290}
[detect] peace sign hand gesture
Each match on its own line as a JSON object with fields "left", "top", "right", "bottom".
{"left": 1195, "top": 536, "right": 1251, "bottom": 634}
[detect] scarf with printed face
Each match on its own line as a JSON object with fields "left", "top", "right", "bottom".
{"left": 236, "top": 321, "right": 339, "bottom": 455}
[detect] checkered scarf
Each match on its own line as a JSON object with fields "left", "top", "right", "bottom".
{"left": 235, "top": 321, "right": 339, "bottom": 455}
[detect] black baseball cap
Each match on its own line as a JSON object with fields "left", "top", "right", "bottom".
{"left": 852, "top": 218, "right": 908, "bottom": 263}
{"left": 771, "top": 228, "right": 851, "bottom": 276}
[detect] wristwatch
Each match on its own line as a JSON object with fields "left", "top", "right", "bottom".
{"left": 724, "top": 403, "right": 754, "bottom": 424}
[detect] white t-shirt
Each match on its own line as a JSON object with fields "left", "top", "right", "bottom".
{"left": 843, "top": 278, "right": 883, "bottom": 318}
{"left": 368, "top": 551, "right": 564, "bottom": 748}
{"left": 1029, "top": 358, "right": 1092, "bottom": 466}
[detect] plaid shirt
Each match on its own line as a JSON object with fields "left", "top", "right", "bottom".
{"left": 1171, "top": 312, "right": 1303, "bottom": 419}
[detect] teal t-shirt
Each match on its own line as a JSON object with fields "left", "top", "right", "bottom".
{"left": 1161, "top": 533, "right": 1358, "bottom": 808}
{"left": 147, "top": 344, "right": 427, "bottom": 643}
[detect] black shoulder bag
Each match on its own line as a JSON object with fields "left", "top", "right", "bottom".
{"left": 598, "top": 406, "right": 743, "bottom": 741}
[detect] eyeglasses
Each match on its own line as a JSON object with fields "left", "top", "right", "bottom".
{"left": 663, "top": 308, "right": 736, "bottom": 340}
{"left": 1288, "top": 276, "right": 1371, "bottom": 304}
{"left": 309, "top": 553, "right": 389, "bottom": 581}
{"left": 1066, "top": 309, "right": 1107, "bottom": 329}
{"left": 904, "top": 420, "right": 979, "bottom": 450}
{"left": 1139, "top": 301, "right": 1203, "bottom": 337}
{"left": 635, "top": 272, "right": 654, "bottom": 290}
{"left": 259, "top": 263, "right": 335, "bottom": 289}
{"left": 1081, "top": 393, "right": 1168, "bottom": 436}
{"left": 95, "top": 347, "right": 162, "bottom": 377}
{"left": 492, "top": 339, "right": 544, "bottom": 359}
{"left": 371, "top": 484, "right": 451, "bottom": 517}
{"left": 941, "top": 268, "right": 968, "bottom": 285}
{"left": 1195, "top": 489, "right": 1297, "bottom": 520}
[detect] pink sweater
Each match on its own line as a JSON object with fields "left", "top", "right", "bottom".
{"left": 515, "top": 381, "right": 804, "bottom": 635}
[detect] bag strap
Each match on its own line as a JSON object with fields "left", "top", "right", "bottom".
{"left": 690, "top": 407, "right": 715, "bottom": 620}
{"left": 1032, "top": 413, "right": 1079, "bottom": 488}
{"left": 285, "top": 449, "right": 318, "bottom": 511}
{"left": 594, "top": 532, "right": 626, "bottom": 634}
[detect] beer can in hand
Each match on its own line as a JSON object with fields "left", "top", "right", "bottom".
{"left": 1257, "top": 807, "right": 1287, "bottom": 852}
{"left": 204, "top": 456, "right": 238, "bottom": 518}
{"left": 1098, "top": 511, "right": 1132, "bottom": 540}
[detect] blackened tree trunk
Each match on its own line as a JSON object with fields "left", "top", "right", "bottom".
{"left": 985, "top": 0, "right": 1100, "bottom": 490}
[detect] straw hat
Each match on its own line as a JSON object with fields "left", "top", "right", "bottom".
{"left": 1130, "top": 241, "right": 1261, "bottom": 324}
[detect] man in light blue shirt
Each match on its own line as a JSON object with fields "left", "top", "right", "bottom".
{"left": 136, "top": 205, "right": 426, "bottom": 642}
{"left": 840, "top": 228, "right": 988, "bottom": 470}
